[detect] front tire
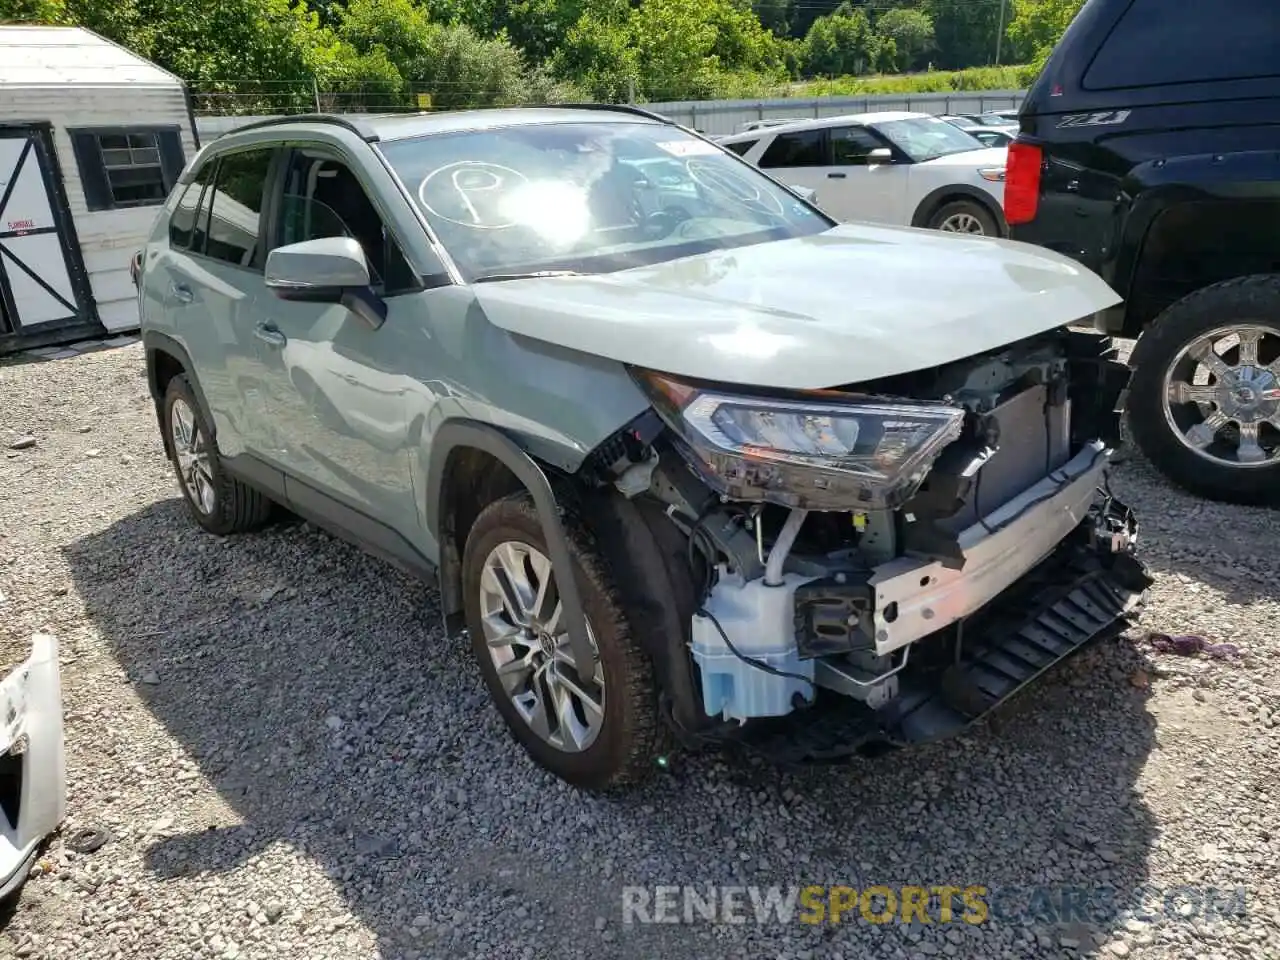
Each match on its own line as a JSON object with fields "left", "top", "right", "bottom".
{"left": 162, "top": 375, "right": 273, "bottom": 534}
{"left": 1127, "top": 275, "right": 1280, "bottom": 505}
{"left": 462, "top": 492, "right": 662, "bottom": 789}
{"left": 927, "top": 199, "right": 999, "bottom": 237}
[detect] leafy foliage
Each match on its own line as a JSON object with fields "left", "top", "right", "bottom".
{"left": 0, "top": 0, "right": 1089, "bottom": 108}
{"left": 1007, "top": 0, "right": 1086, "bottom": 67}
{"left": 875, "top": 8, "right": 935, "bottom": 73}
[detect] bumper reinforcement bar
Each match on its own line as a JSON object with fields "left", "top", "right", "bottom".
{"left": 718, "top": 506, "right": 1151, "bottom": 765}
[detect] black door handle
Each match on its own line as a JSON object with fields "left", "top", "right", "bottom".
{"left": 827, "top": 172, "right": 847, "bottom": 179}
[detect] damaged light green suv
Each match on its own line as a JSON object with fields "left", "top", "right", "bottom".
{"left": 137, "top": 106, "right": 1151, "bottom": 789}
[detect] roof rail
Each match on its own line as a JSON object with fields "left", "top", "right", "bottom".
{"left": 533, "top": 102, "right": 675, "bottom": 125}
{"left": 210, "top": 113, "right": 381, "bottom": 142}
{"left": 207, "top": 103, "right": 674, "bottom": 144}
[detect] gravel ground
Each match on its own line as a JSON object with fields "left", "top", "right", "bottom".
{"left": 1, "top": 341, "right": 1278, "bottom": 960}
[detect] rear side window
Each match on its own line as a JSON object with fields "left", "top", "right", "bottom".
{"left": 199, "top": 148, "right": 275, "bottom": 270}
{"left": 167, "top": 160, "right": 214, "bottom": 250}
{"left": 1084, "top": 0, "right": 1280, "bottom": 90}
{"left": 759, "top": 130, "right": 827, "bottom": 169}
{"left": 723, "top": 139, "right": 757, "bottom": 157}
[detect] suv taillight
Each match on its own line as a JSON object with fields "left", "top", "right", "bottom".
{"left": 1004, "top": 141, "right": 1043, "bottom": 226}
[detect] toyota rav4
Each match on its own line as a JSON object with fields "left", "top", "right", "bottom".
{"left": 136, "top": 105, "right": 1150, "bottom": 789}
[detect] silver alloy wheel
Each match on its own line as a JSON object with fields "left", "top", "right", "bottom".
{"left": 938, "top": 212, "right": 986, "bottom": 234}
{"left": 1162, "top": 323, "right": 1280, "bottom": 467}
{"left": 170, "top": 397, "right": 216, "bottom": 513}
{"left": 478, "top": 541, "right": 605, "bottom": 753}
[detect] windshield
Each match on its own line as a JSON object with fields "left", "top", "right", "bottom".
{"left": 871, "top": 117, "right": 987, "bottom": 162}
{"left": 378, "top": 121, "right": 831, "bottom": 281}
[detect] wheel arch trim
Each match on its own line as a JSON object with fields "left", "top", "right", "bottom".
{"left": 143, "top": 331, "right": 214, "bottom": 452}
{"left": 425, "top": 420, "right": 595, "bottom": 683}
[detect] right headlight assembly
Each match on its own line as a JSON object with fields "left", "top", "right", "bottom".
{"left": 634, "top": 370, "right": 966, "bottom": 511}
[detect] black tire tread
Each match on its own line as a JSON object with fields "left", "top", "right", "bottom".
{"left": 463, "top": 492, "right": 664, "bottom": 789}
{"left": 1126, "top": 273, "right": 1280, "bottom": 505}
{"left": 163, "top": 375, "right": 274, "bottom": 534}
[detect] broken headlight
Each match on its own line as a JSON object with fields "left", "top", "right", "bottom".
{"left": 635, "top": 370, "right": 966, "bottom": 510}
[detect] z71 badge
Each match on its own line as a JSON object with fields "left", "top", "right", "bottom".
{"left": 1057, "top": 110, "right": 1132, "bottom": 129}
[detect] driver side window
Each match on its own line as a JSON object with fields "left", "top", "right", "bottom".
{"left": 830, "top": 126, "right": 888, "bottom": 166}
{"left": 275, "top": 152, "right": 419, "bottom": 296}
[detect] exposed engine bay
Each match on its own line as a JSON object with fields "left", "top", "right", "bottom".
{"left": 587, "top": 327, "right": 1152, "bottom": 761}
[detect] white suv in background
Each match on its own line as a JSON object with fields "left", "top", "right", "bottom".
{"left": 719, "top": 112, "right": 1009, "bottom": 236}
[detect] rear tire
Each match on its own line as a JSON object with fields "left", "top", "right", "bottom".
{"left": 162, "top": 375, "right": 274, "bottom": 534}
{"left": 927, "top": 199, "right": 999, "bottom": 237}
{"left": 1127, "top": 275, "right": 1280, "bottom": 505}
{"left": 462, "top": 492, "right": 662, "bottom": 789}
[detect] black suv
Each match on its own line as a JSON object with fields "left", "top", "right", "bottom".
{"left": 1007, "top": 0, "right": 1280, "bottom": 505}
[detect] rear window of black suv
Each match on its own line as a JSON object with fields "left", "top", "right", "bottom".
{"left": 1084, "top": 0, "right": 1280, "bottom": 90}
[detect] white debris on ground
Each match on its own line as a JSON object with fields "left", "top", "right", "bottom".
{"left": 0, "top": 341, "right": 1278, "bottom": 960}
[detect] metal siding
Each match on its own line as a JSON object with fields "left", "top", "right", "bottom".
{"left": 0, "top": 84, "right": 192, "bottom": 334}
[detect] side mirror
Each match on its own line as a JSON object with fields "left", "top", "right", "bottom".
{"left": 788, "top": 184, "right": 817, "bottom": 202}
{"left": 867, "top": 148, "right": 894, "bottom": 165}
{"left": 265, "top": 236, "right": 386, "bottom": 329}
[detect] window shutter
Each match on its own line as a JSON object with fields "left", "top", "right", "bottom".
{"left": 157, "top": 129, "right": 187, "bottom": 192}
{"left": 68, "top": 131, "right": 112, "bottom": 212}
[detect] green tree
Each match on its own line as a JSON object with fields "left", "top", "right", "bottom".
{"left": 547, "top": 1, "right": 637, "bottom": 101}
{"left": 803, "top": 5, "right": 893, "bottom": 77}
{"left": 336, "top": 0, "right": 532, "bottom": 108}
{"left": 753, "top": 0, "right": 791, "bottom": 38}
{"left": 0, "top": 0, "right": 66, "bottom": 23}
{"left": 876, "top": 7, "right": 935, "bottom": 72}
{"left": 922, "top": 0, "right": 1002, "bottom": 69}
{"left": 1006, "top": 0, "right": 1084, "bottom": 66}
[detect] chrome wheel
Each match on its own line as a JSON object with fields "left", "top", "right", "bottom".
{"left": 478, "top": 541, "right": 604, "bottom": 753}
{"left": 1163, "top": 324, "right": 1280, "bottom": 467}
{"left": 938, "top": 212, "right": 986, "bottom": 234}
{"left": 170, "top": 397, "right": 216, "bottom": 513}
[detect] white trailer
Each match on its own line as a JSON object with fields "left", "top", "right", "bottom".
{"left": 0, "top": 26, "right": 198, "bottom": 354}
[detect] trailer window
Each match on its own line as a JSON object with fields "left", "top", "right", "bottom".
{"left": 68, "top": 126, "right": 187, "bottom": 213}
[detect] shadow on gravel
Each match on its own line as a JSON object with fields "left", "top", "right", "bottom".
{"left": 66, "top": 499, "right": 1162, "bottom": 960}
{"left": 1112, "top": 458, "right": 1280, "bottom": 609}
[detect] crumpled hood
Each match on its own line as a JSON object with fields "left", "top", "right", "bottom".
{"left": 474, "top": 223, "right": 1121, "bottom": 390}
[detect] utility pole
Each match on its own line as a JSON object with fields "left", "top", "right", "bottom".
{"left": 994, "top": 0, "right": 1008, "bottom": 65}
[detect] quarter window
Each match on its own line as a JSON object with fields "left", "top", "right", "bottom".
{"left": 759, "top": 130, "right": 827, "bottom": 169}
{"left": 168, "top": 161, "right": 214, "bottom": 250}
{"left": 67, "top": 126, "right": 186, "bottom": 212}
{"left": 723, "top": 139, "right": 758, "bottom": 157}
{"left": 199, "top": 148, "right": 274, "bottom": 270}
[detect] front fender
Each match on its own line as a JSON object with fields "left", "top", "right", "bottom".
{"left": 424, "top": 419, "right": 595, "bottom": 683}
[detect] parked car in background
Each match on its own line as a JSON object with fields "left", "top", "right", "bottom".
{"left": 719, "top": 112, "right": 1008, "bottom": 236}
{"left": 136, "top": 105, "right": 1148, "bottom": 789}
{"left": 939, "top": 115, "right": 1016, "bottom": 148}
{"left": 737, "top": 117, "right": 808, "bottom": 133}
{"left": 1007, "top": 0, "right": 1280, "bottom": 505}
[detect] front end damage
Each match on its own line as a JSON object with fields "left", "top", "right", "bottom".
{"left": 0, "top": 633, "right": 67, "bottom": 900}
{"left": 589, "top": 328, "right": 1152, "bottom": 763}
